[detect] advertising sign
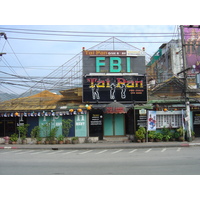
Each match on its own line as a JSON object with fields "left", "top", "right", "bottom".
{"left": 83, "top": 75, "right": 147, "bottom": 103}
{"left": 82, "top": 50, "right": 146, "bottom": 75}
{"left": 183, "top": 25, "right": 200, "bottom": 74}
{"left": 147, "top": 111, "right": 156, "bottom": 131}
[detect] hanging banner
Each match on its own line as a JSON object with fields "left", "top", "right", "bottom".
{"left": 183, "top": 25, "right": 200, "bottom": 74}
{"left": 147, "top": 111, "right": 156, "bottom": 131}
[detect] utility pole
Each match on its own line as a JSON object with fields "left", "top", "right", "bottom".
{"left": 0, "top": 32, "right": 7, "bottom": 57}
{"left": 180, "top": 25, "right": 192, "bottom": 141}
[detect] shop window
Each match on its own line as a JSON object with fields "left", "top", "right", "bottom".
{"left": 156, "top": 114, "right": 182, "bottom": 128}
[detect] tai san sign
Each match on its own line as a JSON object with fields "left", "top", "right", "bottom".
{"left": 83, "top": 75, "right": 147, "bottom": 103}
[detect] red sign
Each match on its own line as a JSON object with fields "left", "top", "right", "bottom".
{"left": 83, "top": 50, "right": 127, "bottom": 56}
{"left": 104, "top": 107, "right": 126, "bottom": 114}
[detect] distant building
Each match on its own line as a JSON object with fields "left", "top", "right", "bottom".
{"left": 147, "top": 39, "right": 183, "bottom": 85}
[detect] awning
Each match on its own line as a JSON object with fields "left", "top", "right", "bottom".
{"left": 103, "top": 101, "right": 127, "bottom": 114}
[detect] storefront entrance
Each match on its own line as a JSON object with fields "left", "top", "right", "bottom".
{"left": 193, "top": 111, "right": 200, "bottom": 137}
{"left": 104, "top": 114, "right": 125, "bottom": 136}
{"left": 0, "top": 118, "right": 17, "bottom": 137}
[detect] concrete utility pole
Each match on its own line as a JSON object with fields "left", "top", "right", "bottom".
{"left": 180, "top": 25, "right": 192, "bottom": 141}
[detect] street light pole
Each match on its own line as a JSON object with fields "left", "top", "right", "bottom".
{"left": 180, "top": 25, "right": 192, "bottom": 141}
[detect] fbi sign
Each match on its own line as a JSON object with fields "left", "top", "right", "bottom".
{"left": 82, "top": 50, "right": 145, "bottom": 75}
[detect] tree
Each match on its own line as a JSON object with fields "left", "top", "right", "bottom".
{"left": 62, "top": 119, "right": 73, "bottom": 137}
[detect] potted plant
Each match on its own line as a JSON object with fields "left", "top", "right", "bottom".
{"left": 161, "top": 127, "right": 170, "bottom": 141}
{"left": 41, "top": 121, "right": 51, "bottom": 144}
{"left": 154, "top": 132, "right": 163, "bottom": 142}
{"left": 49, "top": 126, "right": 59, "bottom": 144}
{"left": 31, "top": 126, "right": 41, "bottom": 143}
{"left": 135, "top": 126, "right": 147, "bottom": 142}
{"left": 169, "top": 131, "right": 176, "bottom": 141}
{"left": 36, "top": 137, "right": 42, "bottom": 144}
{"left": 45, "top": 136, "right": 50, "bottom": 144}
{"left": 163, "top": 134, "right": 171, "bottom": 142}
{"left": 191, "top": 130, "right": 195, "bottom": 140}
{"left": 135, "top": 127, "right": 146, "bottom": 143}
{"left": 71, "top": 137, "right": 79, "bottom": 144}
{"left": 62, "top": 119, "right": 73, "bottom": 144}
{"left": 10, "top": 133, "right": 18, "bottom": 144}
{"left": 177, "top": 127, "right": 185, "bottom": 141}
{"left": 148, "top": 131, "right": 156, "bottom": 142}
{"left": 17, "top": 124, "right": 30, "bottom": 144}
{"left": 57, "top": 134, "right": 64, "bottom": 144}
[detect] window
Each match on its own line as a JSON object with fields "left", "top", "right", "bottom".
{"left": 156, "top": 111, "right": 183, "bottom": 128}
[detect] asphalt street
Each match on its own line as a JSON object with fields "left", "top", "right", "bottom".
{"left": 1, "top": 147, "right": 200, "bottom": 175}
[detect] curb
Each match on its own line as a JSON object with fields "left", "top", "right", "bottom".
{"left": 0, "top": 146, "right": 18, "bottom": 149}
{"left": 189, "top": 143, "right": 200, "bottom": 146}
{"left": 0, "top": 143, "right": 198, "bottom": 150}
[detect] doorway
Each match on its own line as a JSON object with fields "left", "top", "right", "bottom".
{"left": 104, "top": 114, "right": 125, "bottom": 136}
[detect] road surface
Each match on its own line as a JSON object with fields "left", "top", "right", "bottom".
{"left": 0, "top": 147, "right": 200, "bottom": 175}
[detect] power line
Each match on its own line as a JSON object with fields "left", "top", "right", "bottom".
{"left": 8, "top": 37, "right": 169, "bottom": 43}
{"left": 0, "top": 30, "right": 178, "bottom": 38}
{"left": 6, "top": 40, "right": 32, "bottom": 82}
{"left": 0, "top": 26, "right": 177, "bottom": 35}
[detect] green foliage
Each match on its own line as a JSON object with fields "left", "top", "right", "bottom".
{"left": 191, "top": 130, "right": 195, "bottom": 136}
{"left": 154, "top": 132, "right": 163, "bottom": 140}
{"left": 135, "top": 126, "right": 146, "bottom": 140}
{"left": 177, "top": 127, "right": 185, "bottom": 136}
{"left": 36, "top": 137, "right": 42, "bottom": 142}
{"left": 17, "top": 124, "right": 30, "bottom": 140}
{"left": 31, "top": 126, "right": 41, "bottom": 139}
{"left": 161, "top": 127, "right": 170, "bottom": 135}
{"left": 71, "top": 137, "right": 79, "bottom": 141}
{"left": 10, "top": 133, "right": 18, "bottom": 142}
{"left": 148, "top": 131, "right": 156, "bottom": 139}
{"left": 57, "top": 134, "right": 64, "bottom": 141}
{"left": 41, "top": 121, "right": 51, "bottom": 138}
{"left": 137, "top": 127, "right": 146, "bottom": 134}
{"left": 49, "top": 126, "right": 59, "bottom": 141}
{"left": 62, "top": 119, "right": 73, "bottom": 137}
{"left": 174, "top": 132, "right": 180, "bottom": 139}
{"left": 161, "top": 127, "right": 171, "bottom": 141}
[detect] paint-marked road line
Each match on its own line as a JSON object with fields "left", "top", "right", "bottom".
{"left": 177, "top": 148, "right": 181, "bottom": 152}
{"left": 63, "top": 150, "right": 78, "bottom": 155}
{"left": 95, "top": 150, "right": 108, "bottom": 154}
{"left": 129, "top": 149, "right": 138, "bottom": 153}
{"left": 161, "top": 148, "right": 166, "bottom": 152}
{"left": 15, "top": 151, "right": 28, "bottom": 155}
{"left": 145, "top": 149, "right": 152, "bottom": 153}
{"left": 41, "top": 150, "right": 51, "bottom": 153}
{"left": 111, "top": 149, "right": 123, "bottom": 154}
{"left": 30, "top": 151, "right": 42, "bottom": 155}
{"left": 12, "top": 150, "right": 23, "bottom": 153}
{"left": 79, "top": 150, "right": 93, "bottom": 155}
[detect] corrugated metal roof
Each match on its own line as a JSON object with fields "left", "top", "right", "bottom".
{"left": 0, "top": 90, "right": 62, "bottom": 111}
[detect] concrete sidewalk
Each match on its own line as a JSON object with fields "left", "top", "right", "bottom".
{"left": 1, "top": 138, "right": 200, "bottom": 150}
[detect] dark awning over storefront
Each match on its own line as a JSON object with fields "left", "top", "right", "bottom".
{"left": 103, "top": 101, "right": 127, "bottom": 114}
